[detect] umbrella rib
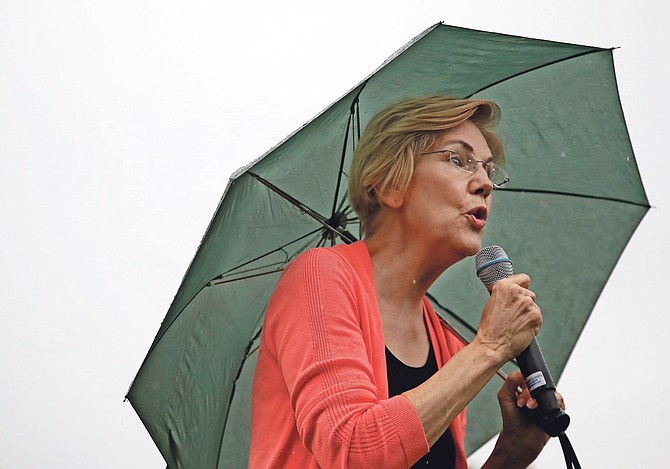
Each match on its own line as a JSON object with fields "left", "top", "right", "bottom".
{"left": 331, "top": 106, "right": 354, "bottom": 216}
{"left": 135, "top": 229, "right": 322, "bottom": 364}
{"left": 466, "top": 48, "right": 612, "bottom": 97}
{"left": 217, "top": 326, "right": 264, "bottom": 469}
{"left": 336, "top": 191, "right": 351, "bottom": 215}
{"left": 217, "top": 227, "right": 322, "bottom": 278}
{"left": 249, "top": 171, "right": 331, "bottom": 223}
{"left": 331, "top": 86, "right": 366, "bottom": 218}
{"left": 248, "top": 171, "right": 357, "bottom": 243}
{"left": 499, "top": 187, "right": 650, "bottom": 207}
{"left": 355, "top": 98, "right": 362, "bottom": 141}
{"left": 208, "top": 266, "right": 286, "bottom": 286}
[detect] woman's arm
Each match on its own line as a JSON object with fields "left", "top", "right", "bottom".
{"left": 403, "top": 274, "right": 543, "bottom": 447}
{"left": 268, "top": 248, "right": 429, "bottom": 468}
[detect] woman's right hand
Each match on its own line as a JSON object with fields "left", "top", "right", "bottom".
{"left": 474, "top": 273, "right": 542, "bottom": 362}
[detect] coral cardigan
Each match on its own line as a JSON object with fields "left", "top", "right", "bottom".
{"left": 249, "top": 241, "right": 467, "bottom": 468}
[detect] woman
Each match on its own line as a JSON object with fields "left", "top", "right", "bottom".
{"left": 249, "top": 95, "right": 557, "bottom": 468}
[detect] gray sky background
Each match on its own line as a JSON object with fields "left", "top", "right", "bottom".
{"left": 1, "top": 1, "right": 668, "bottom": 468}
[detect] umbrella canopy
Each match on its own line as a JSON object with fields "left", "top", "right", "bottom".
{"left": 126, "top": 23, "right": 649, "bottom": 468}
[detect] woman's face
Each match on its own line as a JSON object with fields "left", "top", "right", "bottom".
{"left": 398, "top": 120, "right": 494, "bottom": 260}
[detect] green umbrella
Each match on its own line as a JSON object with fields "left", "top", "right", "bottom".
{"left": 126, "top": 23, "right": 649, "bottom": 468}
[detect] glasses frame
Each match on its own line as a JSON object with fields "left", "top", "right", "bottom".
{"left": 420, "top": 149, "right": 510, "bottom": 188}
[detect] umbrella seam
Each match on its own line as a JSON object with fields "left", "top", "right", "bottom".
{"left": 466, "top": 48, "right": 613, "bottom": 98}
{"left": 498, "top": 188, "right": 650, "bottom": 207}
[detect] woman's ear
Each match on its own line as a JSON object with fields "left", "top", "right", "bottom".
{"left": 376, "top": 186, "right": 404, "bottom": 209}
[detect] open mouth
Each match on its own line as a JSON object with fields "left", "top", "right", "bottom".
{"left": 465, "top": 206, "right": 488, "bottom": 230}
{"left": 467, "top": 206, "right": 488, "bottom": 222}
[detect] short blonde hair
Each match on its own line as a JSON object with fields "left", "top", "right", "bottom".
{"left": 348, "top": 95, "right": 503, "bottom": 235}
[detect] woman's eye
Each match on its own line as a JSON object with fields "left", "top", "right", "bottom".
{"left": 448, "top": 156, "right": 464, "bottom": 167}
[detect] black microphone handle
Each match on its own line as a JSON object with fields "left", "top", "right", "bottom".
{"left": 517, "top": 336, "right": 570, "bottom": 437}
{"left": 475, "top": 245, "right": 570, "bottom": 436}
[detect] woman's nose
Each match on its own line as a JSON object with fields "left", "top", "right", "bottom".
{"left": 470, "top": 163, "right": 494, "bottom": 195}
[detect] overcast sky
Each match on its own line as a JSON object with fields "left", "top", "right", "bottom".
{"left": 1, "top": 1, "right": 668, "bottom": 468}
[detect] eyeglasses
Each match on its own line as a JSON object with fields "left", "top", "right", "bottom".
{"left": 420, "top": 149, "right": 510, "bottom": 188}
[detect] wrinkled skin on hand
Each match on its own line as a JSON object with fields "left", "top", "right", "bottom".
{"left": 475, "top": 273, "right": 543, "bottom": 362}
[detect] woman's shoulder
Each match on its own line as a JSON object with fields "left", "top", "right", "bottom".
{"left": 287, "top": 241, "right": 368, "bottom": 274}
{"left": 276, "top": 241, "right": 374, "bottom": 296}
{"left": 265, "top": 242, "right": 373, "bottom": 330}
{"left": 288, "top": 244, "right": 348, "bottom": 270}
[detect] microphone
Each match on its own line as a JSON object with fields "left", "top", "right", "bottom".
{"left": 475, "top": 245, "right": 570, "bottom": 437}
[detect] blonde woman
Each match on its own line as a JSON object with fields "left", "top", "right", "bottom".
{"left": 250, "top": 96, "right": 559, "bottom": 468}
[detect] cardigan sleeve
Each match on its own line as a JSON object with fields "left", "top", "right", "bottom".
{"left": 263, "top": 247, "right": 429, "bottom": 468}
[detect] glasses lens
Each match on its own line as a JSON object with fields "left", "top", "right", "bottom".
{"left": 466, "top": 157, "right": 479, "bottom": 172}
{"left": 451, "top": 154, "right": 476, "bottom": 172}
{"left": 490, "top": 166, "right": 509, "bottom": 187}
{"left": 441, "top": 150, "right": 509, "bottom": 187}
{"left": 446, "top": 152, "right": 467, "bottom": 170}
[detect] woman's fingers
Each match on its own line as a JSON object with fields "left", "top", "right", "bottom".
{"left": 508, "top": 273, "right": 531, "bottom": 289}
{"left": 476, "top": 272, "right": 544, "bottom": 360}
{"left": 556, "top": 391, "right": 566, "bottom": 410}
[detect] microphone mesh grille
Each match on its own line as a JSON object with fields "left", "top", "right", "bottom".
{"left": 475, "top": 245, "right": 513, "bottom": 290}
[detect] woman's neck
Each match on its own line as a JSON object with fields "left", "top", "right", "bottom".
{"left": 364, "top": 231, "right": 456, "bottom": 367}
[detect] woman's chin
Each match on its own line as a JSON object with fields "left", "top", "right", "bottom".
{"left": 460, "top": 239, "right": 484, "bottom": 258}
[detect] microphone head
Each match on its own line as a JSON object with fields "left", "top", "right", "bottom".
{"left": 475, "top": 245, "right": 513, "bottom": 290}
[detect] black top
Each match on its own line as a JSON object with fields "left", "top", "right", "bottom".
{"left": 386, "top": 343, "right": 456, "bottom": 468}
